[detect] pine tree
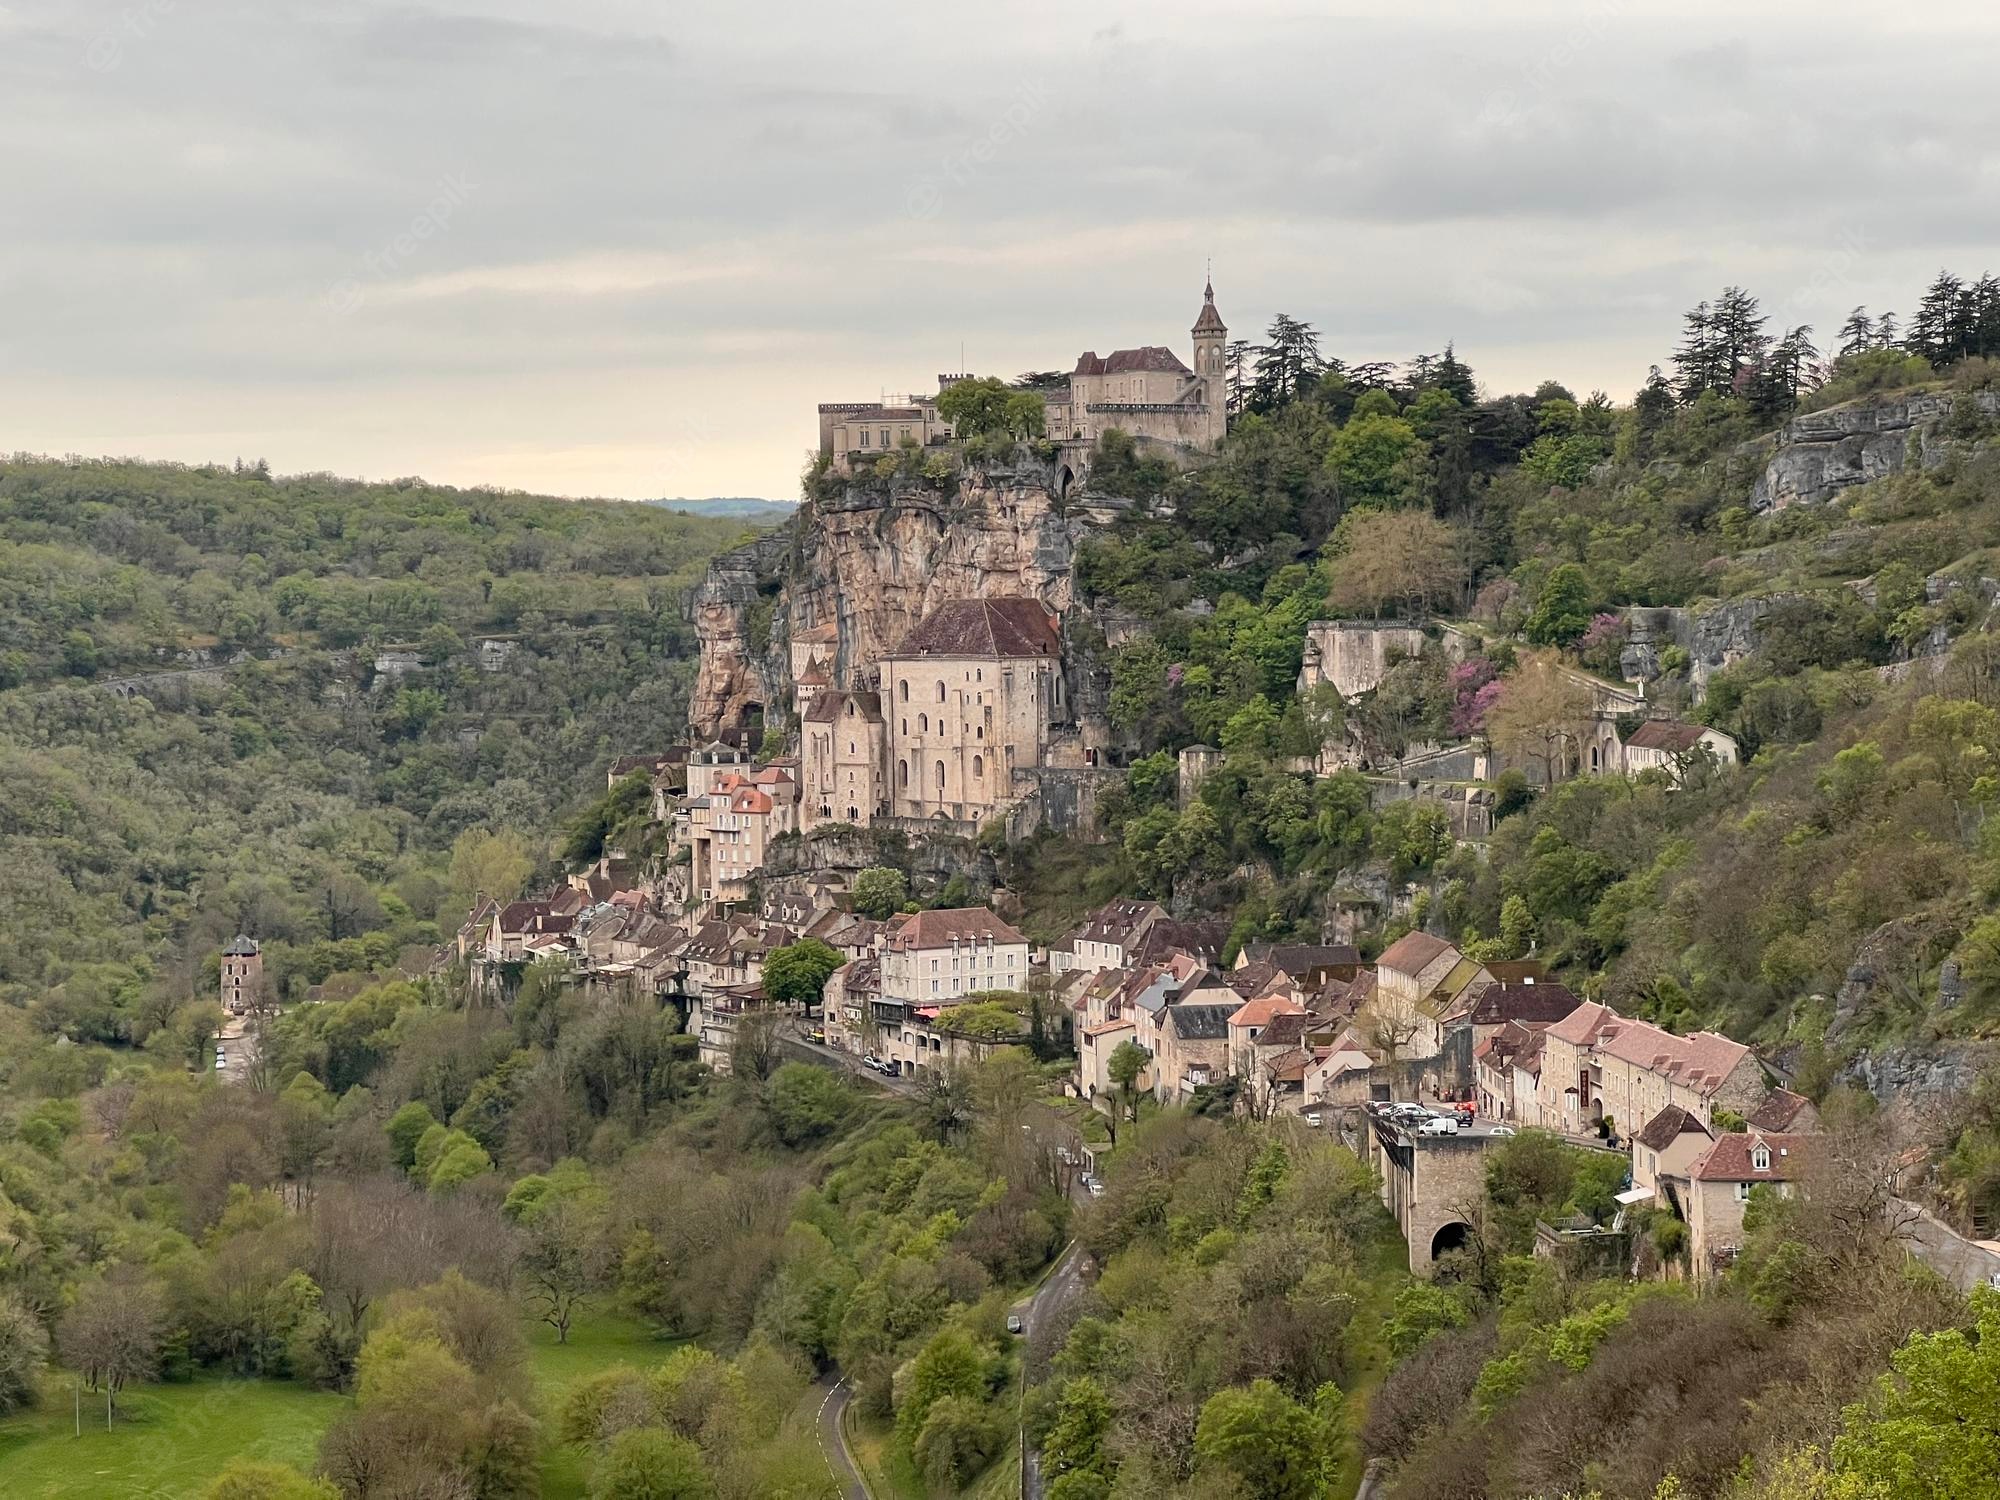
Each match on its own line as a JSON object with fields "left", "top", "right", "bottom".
{"left": 1250, "top": 315, "right": 1323, "bottom": 411}
{"left": 1910, "top": 270, "right": 1965, "bottom": 365}
{"left": 1433, "top": 343, "right": 1478, "bottom": 406}
{"left": 1875, "top": 311, "right": 1900, "bottom": 349}
{"left": 1223, "top": 339, "right": 1253, "bottom": 416}
{"left": 1713, "top": 286, "right": 1770, "bottom": 393}
{"left": 1634, "top": 365, "right": 1676, "bottom": 457}
{"left": 1969, "top": 274, "right": 2000, "bottom": 360}
{"left": 1837, "top": 306, "right": 1874, "bottom": 358}
{"left": 1672, "top": 300, "right": 1722, "bottom": 404}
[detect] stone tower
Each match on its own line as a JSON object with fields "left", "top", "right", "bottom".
{"left": 221, "top": 934, "right": 263, "bottom": 1015}
{"left": 1191, "top": 276, "right": 1228, "bottom": 447}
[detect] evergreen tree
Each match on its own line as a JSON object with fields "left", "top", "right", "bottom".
{"left": 1633, "top": 365, "right": 1676, "bottom": 459}
{"left": 1223, "top": 339, "right": 1254, "bottom": 416}
{"left": 1672, "top": 299, "right": 1723, "bottom": 404}
{"left": 1970, "top": 273, "right": 2000, "bottom": 359}
{"left": 1249, "top": 315, "right": 1323, "bottom": 412}
{"left": 1875, "top": 310, "right": 1901, "bottom": 348}
{"left": 1713, "top": 285, "right": 1770, "bottom": 393}
{"left": 1837, "top": 306, "right": 1875, "bottom": 358}
{"left": 1433, "top": 343, "right": 1478, "bottom": 406}
{"left": 1910, "top": 269, "right": 1966, "bottom": 365}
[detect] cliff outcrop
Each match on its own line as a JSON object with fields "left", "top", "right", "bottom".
{"left": 689, "top": 459, "right": 1095, "bottom": 743}
{"left": 1748, "top": 388, "right": 2000, "bottom": 512}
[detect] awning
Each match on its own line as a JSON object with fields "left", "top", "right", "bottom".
{"left": 1614, "top": 1187, "right": 1653, "bottom": 1206}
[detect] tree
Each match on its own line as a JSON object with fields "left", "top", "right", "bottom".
{"left": 1328, "top": 410, "right": 1424, "bottom": 506}
{"left": 1108, "top": 1040, "right": 1149, "bottom": 1124}
{"left": 851, "top": 866, "right": 909, "bottom": 920}
{"left": 385, "top": 1100, "right": 439, "bottom": 1171}
{"left": 59, "top": 1274, "right": 165, "bottom": 1414}
{"left": 1838, "top": 306, "right": 1876, "bottom": 358}
{"left": 0, "top": 1293, "right": 49, "bottom": 1414}
{"left": 1324, "top": 509, "right": 1467, "bottom": 619}
{"left": 936, "top": 376, "right": 1046, "bottom": 441}
{"left": 1486, "top": 650, "right": 1593, "bottom": 784}
{"left": 761, "top": 938, "right": 843, "bottom": 1008}
{"left": 1829, "top": 1286, "right": 2000, "bottom": 1497}
{"left": 1044, "top": 1377, "right": 1117, "bottom": 1495}
{"left": 590, "top": 1427, "right": 714, "bottom": 1500}
{"left": 1193, "top": 1378, "right": 1330, "bottom": 1500}
{"left": 1523, "top": 564, "right": 1595, "bottom": 646}
{"left": 762, "top": 1062, "right": 851, "bottom": 1146}
{"left": 203, "top": 1460, "right": 340, "bottom": 1500}
{"left": 1250, "top": 315, "right": 1324, "bottom": 410}
{"left": 521, "top": 1194, "right": 611, "bottom": 1344}
{"left": 446, "top": 827, "right": 534, "bottom": 917}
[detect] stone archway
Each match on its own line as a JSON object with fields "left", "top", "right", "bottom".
{"left": 1430, "top": 1221, "right": 1471, "bottom": 1261}
{"left": 1055, "top": 463, "right": 1075, "bottom": 500}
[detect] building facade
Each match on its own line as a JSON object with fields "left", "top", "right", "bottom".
{"left": 878, "top": 908, "right": 1030, "bottom": 1004}
{"left": 799, "top": 690, "right": 888, "bottom": 830}
{"left": 220, "top": 936, "right": 263, "bottom": 1015}
{"left": 881, "top": 598, "right": 1067, "bottom": 827}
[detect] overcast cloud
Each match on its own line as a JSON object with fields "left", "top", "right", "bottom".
{"left": 2, "top": 1, "right": 1997, "bottom": 500}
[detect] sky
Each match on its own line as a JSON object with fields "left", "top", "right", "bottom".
{"left": 2, "top": 1, "right": 1997, "bottom": 502}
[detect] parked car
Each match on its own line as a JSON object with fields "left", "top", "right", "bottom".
{"left": 1005, "top": 1314, "right": 1024, "bottom": 1335}
{"left": 806, "top": 1028, "right": 825, "bottom": 1045}
{"left": 1488, "top": 1125, "right": 1516, "bottom": 1137}
{"left": 1389, "top": 1103, "right": 1430, "bottom": 1125}
{"left": 1087, "top": 1180, "right": 1105, "bottom": 1198}
{"left": 214, "top": 1054, "right": 228, "bottom": 1069}
{"left": 1304, "top": 1110, "right": 1323, "bottom": 1129}
{"left": 862, "top": 1053, "right": 881, "bottom": 1071}
{"left": 1418, "top": 1115, "right": 1460, "bottom": 1137}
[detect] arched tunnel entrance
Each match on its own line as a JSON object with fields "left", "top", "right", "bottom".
{"left": 1430, "top": 1221, "right": 1471, "bottom": 1262}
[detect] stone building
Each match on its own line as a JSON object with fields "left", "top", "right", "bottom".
{"left": 881, "top": 597, "right": 1067, "bottom": 827}
{"left": 688, "top": 766, "right": 798, "bottom": 905}
{"left": 1533, "top": 1002, "right": 1766, "bottom": 1139}
{"left": 817, "top": 281, "right": 1228, "bottom": 474}
{"left": 799, "top": 690, "right": 887, "bottom": 830}
{"left": 878, "top": 907, "right": 1030, "bottom": 1005}
{"left": 1673, "top": 1131, "right": 1814, "bottom": 1281}
{"left": 220, "top": 935, "right": 263, "bottom": 1015}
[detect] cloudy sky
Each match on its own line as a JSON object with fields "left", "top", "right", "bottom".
{"left": 3, "top": 1, "right": 1997, "bottom": 501}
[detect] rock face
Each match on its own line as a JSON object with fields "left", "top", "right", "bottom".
{"left": 689, "top": 460, "right": 1093, "bottom": 744}
{"left": 1748, "top": 389, "right": 1999, "bottom": 512}
{"left": 1622, "top": 596, "right": 1793, "bottom": 697}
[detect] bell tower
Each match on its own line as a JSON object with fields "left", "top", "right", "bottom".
{"left": 1191, "top": 274, "right": 1227, "bottom": 446}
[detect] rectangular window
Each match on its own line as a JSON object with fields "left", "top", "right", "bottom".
{"left": 880, "top": 429, "right": 890, "bottom": 447}
{"left": 860, "top": 429, "right": 870, "bottom": 448}
{"left": 1734, "top": 1182, "right": 1752, "bottom": 1202}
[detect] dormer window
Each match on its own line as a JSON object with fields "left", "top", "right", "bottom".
{"left": 1751, "top": 1144, "right": 1771, "bottom": 1172}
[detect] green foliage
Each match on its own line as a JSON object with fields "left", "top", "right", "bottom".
{"left": 589, "top": 1427, "right": 715, "bottom": 1500}
{"left": 1524, "top": 563, "right": 1596, "bottom": 645}
{"left": 852, "top": 866, "right": 910, "bottom": 920}
{"left": 1828, "top": 1286, "right": 2000, "bottom": 1497}
{"left": 762, "top": 1063, "right": 853, "bottom": 1147}
{"left": 761, "top": 939, "right": 844, "bottom": 1007}
{"left": 1193, "top": 1377, "right": 1335, "bottom": 1500}
{"left": 936, "top": 376, "right": 1047, "bottom": 441}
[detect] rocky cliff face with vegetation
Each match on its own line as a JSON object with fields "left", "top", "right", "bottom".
{"left": 1750, "top": 388, "right": 2000, "bottom": 511}
{"left": 689, "top": 456, "right": 1091, "bottom": 742}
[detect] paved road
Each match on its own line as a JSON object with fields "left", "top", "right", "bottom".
{"left": 811, "top": 1376, "right": 870, "bottom": 1500}
{"left": 783, "top": 1027, "right": 919, "bottom": 1096}
{"left": 1017, "top": 1240, "right": 1091, "bottom": 1500}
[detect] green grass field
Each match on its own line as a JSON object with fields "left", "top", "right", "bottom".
{"left": 0, "top": 1375, "right": 344, "bottom": 1499}
{"left": 0, "top": 1307, "right": 681, "bottom": 1500}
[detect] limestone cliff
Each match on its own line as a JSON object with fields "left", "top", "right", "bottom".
{"left": 1749, "top": 388, "right": 2000, "bottom": 512}
{"left": 689, "top": 458, "right": 1095, "bottom": 744}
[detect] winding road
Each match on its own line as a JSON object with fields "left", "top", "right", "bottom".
{"left": 810, "top": 1376, "right": 870, "bottom": 1500}
{"left": 1018, "top": 1240, "right": 1092, "bottom": 1500}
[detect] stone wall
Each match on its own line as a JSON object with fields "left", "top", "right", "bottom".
{"left": 1299, "top": 621, "right": 1457, "bottom": 699}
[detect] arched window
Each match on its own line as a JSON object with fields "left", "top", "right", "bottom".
{"left": 936, "top": 681, "right": 946, "bottom": 703}
{"left": 934, "top": 760, "right": 945, "bottom": 790}
{"left": 898, "top": 759, "right": 908, "bottom": 787}
{"left": 899, "top": 680, "right": 909, "bottom": 702}
{"left": 919, "top": 713, "right": 928, "bottom": 733}
{"left": 1752, "top": 1144, "right": 1771, "bottom": 1172}
{"left": 972, "top": 754, "right": 984, "bottom": 778}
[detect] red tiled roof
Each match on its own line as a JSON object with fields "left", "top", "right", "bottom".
{"left": 1377, "top": 931, "right": 1455, "bottom": 976}
{"left": 1689, "top": 1132, "right": 1813, "bottom": 1183}
{"left": 1626, "top": 719, "right": 1708, "bottom": 752}
{"left": 882, "top": 907, "right": 1028, "bottom": 950}
{"left": 1746, "top": 1088, "right": 1815, "bottom": 1132}
{"left": 890, "top": 598, "right": 1061, "bottom": 660}
{"left": 1228, "top": 995, "right": 1306, "bottom": 1029}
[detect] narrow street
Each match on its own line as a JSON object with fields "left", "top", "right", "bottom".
{"left": 1016, "top": 1237, "right": 1092, "bottom": 1500}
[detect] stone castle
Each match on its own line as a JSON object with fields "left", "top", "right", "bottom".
{"left": 815, "top": 280, "right": 1230, "bottom": 484}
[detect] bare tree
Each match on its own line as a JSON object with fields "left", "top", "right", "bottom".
{"left": 520, "top": 1195, "right": 611, "bottom": 1344}
{"left": 59, "top": 1273, "right": 164, "bottom": 1415}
